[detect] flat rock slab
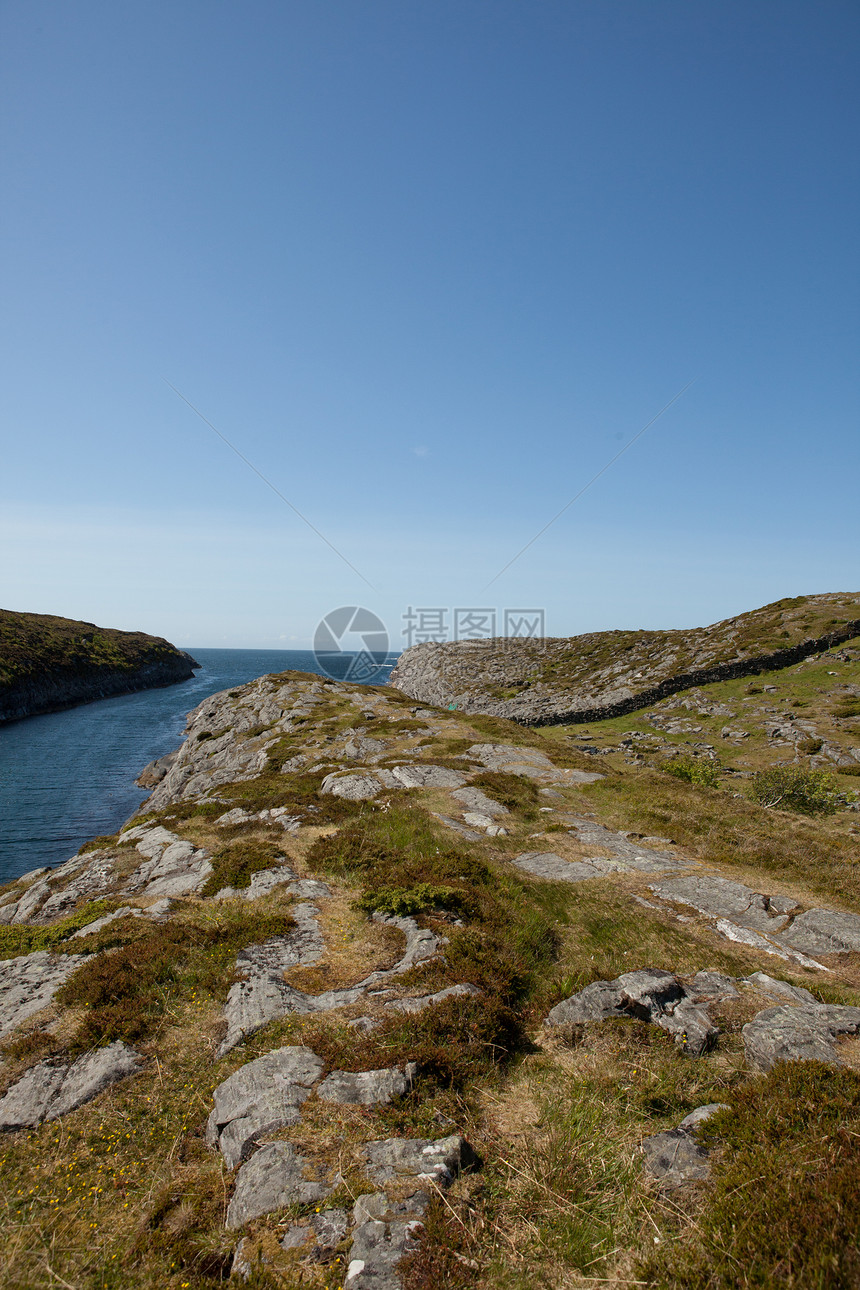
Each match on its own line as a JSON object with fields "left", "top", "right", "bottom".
{"left": 320, "top": 773, "right": 383, "bottom": 801}
{"left": 546, "top": 968, "right": 718, "bottom": 1057}
{"left": 385, "top": 983, "right": 481, "bottom": 1015}
{"left": 431, "top": 813, "right": 482, "bottom": 840}
{"left": 566, "top": 819, "right": 682, "bottom": 873}
{"left": 649, "top": 874, "right": 797, "bottom": 933}
{"left": 317, "top": 1064, "right": 417, "bottom": 1106}
{"left": 451, "top": 787, "right": 508, "bottom": 818}
{"left": 743, "top": 1003, "right": 860, "bottom": 1071}
{"left": 227, "top": 1141, "right": 337, "bottom": 1228}
{"left": 642, "top": 1128, "right": 710, "bottom": 1188}
{"left": 361, "top": 1135, "right": 476, "bottom": 1188}
{"left": 777, "top": 908, "right": 860, "bottom": 955}
{"left": 207, "top": 1045, "right": 324, "bottom": 1169}
{"left": 390, "top": 765, "right": 466, "bottom": 789}
{"left": 0, "top": 1041, "right": 142, "bottom": 1131}
{"left": 745, "top": 972, "right": 816, "bottom": 1004}
{"left": 218, "top": 912, "right": 443, "bottom": 1056}
{"left": 512, "top": 851, "right": 617, "bottom": 883}
{"left": 217, "top": 904, "right": 326, "bottom": 1056}
{"left": 0, "top": 951, "right": 84, "bottom": 1039}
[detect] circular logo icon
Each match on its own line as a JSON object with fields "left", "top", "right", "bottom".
{"left": 313, "top": 606, "right": 390, "bottom": 683}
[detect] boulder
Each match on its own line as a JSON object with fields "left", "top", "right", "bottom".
{"left": 320, "top": 773, "right": 383, "bottom": 801}
{"left": 777, "top": 909, "right": 860, "bottom": 956}
{"left": 361, "top": 1135, "right": 476, "bottom": 1188}
{"left": 546, "top": 969, "right": 718, "bottom": 1057}
{"left": 317, "top": 1064, "right": 417, "bottom": 1106}
{"left": 641, "top": 1128, "right": 710, "bottom": 1188}
{"left": 226, "top": 1142, "right": 337, "bottom": 1228}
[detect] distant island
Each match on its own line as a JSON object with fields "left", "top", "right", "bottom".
{"left": 0, "top": 609, "right": 199, "bottom": 723}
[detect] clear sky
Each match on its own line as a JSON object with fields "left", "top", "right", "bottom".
{"left": 1, "top": 1, "right": 857, "bottom": 651}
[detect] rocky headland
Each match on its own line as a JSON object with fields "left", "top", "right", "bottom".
{"left": 0, "top": 609, "right": 199, "bottom": 723}
{"left": 0, "top": 603, "right": 859, "bottom": 1287}
{"left": 390, "top": 592, "right": 860, "bottom": 724}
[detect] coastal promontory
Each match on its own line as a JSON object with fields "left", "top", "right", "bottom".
{"left": 0, "top": 609, "right": 199, "bottom": 723}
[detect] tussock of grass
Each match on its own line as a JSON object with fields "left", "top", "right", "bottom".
{"left": 643, "top": 1061, "right": 860, "bottom": 1287}
{"left": 218, "top": 768, "right": 364, "bottom": 823}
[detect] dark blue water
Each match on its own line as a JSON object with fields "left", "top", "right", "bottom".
{"left": 0, "top": 648, "right": 397, "bottom": 885}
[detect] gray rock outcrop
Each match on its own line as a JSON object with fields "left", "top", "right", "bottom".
{"left": 743, "top": 1003, "right": 860, "bottom": 1071}
{"left": 0, "top": 951, "right": 84, "bottom": 1039}
{"left": 0, "top": 1042, "right": 142, "bottom": 1130}
{"left": 546, "top": 969, "right": 718, "bottom": 1056}
{"left": 226, "top": 1141, "right": 338, "bottom": 1229}
{"left": 206, "top": 1045, "right": 325, "bottom": 1169}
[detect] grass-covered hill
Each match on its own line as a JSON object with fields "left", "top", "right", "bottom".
{"left": 389, "top": 592, "right": 860, "bottom": 724}
{"left": 0, "top": 609, "right": 198, "bottom": 722}
{"left": 0, "top": 642, "right": 859, "bottom": 1288}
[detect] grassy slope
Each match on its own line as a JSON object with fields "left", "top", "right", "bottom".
{"left": 0, "top": 609, "right": 187, "bottom": 689}
{"left": 0, "top": 658, "right": 858, "bottom": 1288}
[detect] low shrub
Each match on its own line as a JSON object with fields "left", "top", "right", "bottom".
{"left": 750, "top": 766, "right": 841, "bottom": 816}
{"left": 356, "top": 883, "right": 468, "bottom": 918}
{"left": 664, "top": 755, "right": 721, "bottom": 788}
{"left": 0, "top": 900, "right": 114, "bottom": 959}
{"left": 58, "top": 906, "right": 295, "bottom": 1049}
{"left": 200, "top": 839, "right": 286, "bottom": 897}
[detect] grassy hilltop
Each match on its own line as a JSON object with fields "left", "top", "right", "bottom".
{"left": 0, "top": 610, "right": 197, "bottom": 721}
{"left": 389, "top": 592, "right": 860, "bottom": 724}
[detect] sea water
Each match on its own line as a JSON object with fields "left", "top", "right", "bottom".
{"left": 0, "top": 648, "right": 396, "bottom": 885}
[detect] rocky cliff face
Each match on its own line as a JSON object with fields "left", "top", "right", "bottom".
{"left": 389, "top": 593, "right": 860, "bottom": 725}
{"left": 0, "top": 609, "right": 198, "bottom": 723}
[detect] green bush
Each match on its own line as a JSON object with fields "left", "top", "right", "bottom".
{"left": 356, "top": 883, "right": 467, "bottom": 918}
{"left": 200, "top": 839, "right": 286, "bottom": 897}
{"left": 664, "top": 755, "right": 721, "bottom": 788}
{"left": 750, "top": 766, "right": 841, "bottom": 816}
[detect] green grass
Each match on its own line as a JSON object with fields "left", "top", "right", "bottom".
{"left": 643, "top": 1062, "right": 860, "bottom": 1288}
{"left": 0, "top": 900, "right": 115, "bottom": 959}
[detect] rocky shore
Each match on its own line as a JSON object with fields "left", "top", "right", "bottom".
{"left": 0, "top": 609, "right": 198, "bottom": 723}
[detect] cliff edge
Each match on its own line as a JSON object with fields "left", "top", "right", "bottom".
{"left": 0, "top": 609, "right": 199, "bottom": 723}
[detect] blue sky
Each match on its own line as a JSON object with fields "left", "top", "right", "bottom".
{"left": 1, "top": 1, "right": 857, "bottom": 651}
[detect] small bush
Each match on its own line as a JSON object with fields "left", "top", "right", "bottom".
{"left": 797, "top": 737, "right": 823, "bottom": 755}
{"left": 200, "top": 839, "right": 286, "bottom": 897}
{"left": 664, "top": 756, "right": 721, "bottom": 788}
{"left": 833, "top": 698, "right": 860, "bottom": 719}
{"left": 750, "top": 766, "right": 841, "bottom": 816}
{"left": 356, "top": 883, "right": 467, "bottom": 918}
